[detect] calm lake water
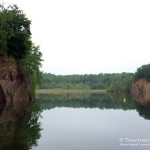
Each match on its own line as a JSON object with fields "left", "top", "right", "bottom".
{"left": 0, "top": 92, "right": 150, "bottom": 150}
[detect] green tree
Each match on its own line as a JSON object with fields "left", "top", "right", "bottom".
{"left": 0, "top": 4, "right": 31, "bottom": 59}
{"left": 134, "top": 64, "right": 150, "bottom": 82}
{"left": 21, "top": 44, "right": 43, "bottom": 93}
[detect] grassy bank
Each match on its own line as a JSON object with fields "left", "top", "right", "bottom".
{"left": 36, "top": 89, "right": 107, "bottom": 94}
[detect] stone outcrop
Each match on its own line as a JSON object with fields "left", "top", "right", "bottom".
{"left": 131, "top": 79, "right": 150, "bottom": 106}
{"left": 0, "top": 57, "right": 33, "bottom": 149}
{"left": 0, "top": 56, "right": 32, "bottom": 103}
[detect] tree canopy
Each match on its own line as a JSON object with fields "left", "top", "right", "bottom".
{"left": 134, "top": 64, "right": 150, "bottom": 82}
{"left": 0, "top": 4, "right": 32, "bottom": 59}
{"left": 0, "top": 4, "right": 42, "bottom": 92}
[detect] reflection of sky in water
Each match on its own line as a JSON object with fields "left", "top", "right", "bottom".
{"left": 1, "top": 93, "right": 150, "bottom": 150}
{"left": 32, "top": 108, "right": 150, "bottom": 150}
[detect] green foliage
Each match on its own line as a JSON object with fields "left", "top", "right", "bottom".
{"left": 21, "top": 44, "right": 43, "bottom": 93}
{"left": 134, "top": 64, "right": 150, "bottom": 82}
{"left": 39, "top": 73, "right": 134, "bottom": 91}
{"left": 0, "top": 4, "right": 42, "bottom": 93}
{"left": 0, "top": 4, "right": 31, "bottom": 59}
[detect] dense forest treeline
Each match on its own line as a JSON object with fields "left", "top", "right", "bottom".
{"left": 39, "top": 72, "right": 134, "bottom": 91}
{"left": 39, "top": 63, "right": 150, "bottom": 91}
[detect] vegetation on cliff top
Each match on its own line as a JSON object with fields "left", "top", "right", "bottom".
{"left": 134, "top": 64, "right": 150, "bottom": 82}
{"left": 0, "top": 4, "right": 42, "bottom": 93}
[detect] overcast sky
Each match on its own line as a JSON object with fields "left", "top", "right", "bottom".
{"left": 1, "top": 0, "right": 150, "bottom": 75}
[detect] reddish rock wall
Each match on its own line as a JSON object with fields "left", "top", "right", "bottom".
{"left": 0, "top": 56, "right": 32, "bottom": 103}
{"left": 131, "top": 79, "right": 150, "bottom": 106}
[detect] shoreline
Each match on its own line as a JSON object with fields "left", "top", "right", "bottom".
{"left": 36, "top": 89, "right": 107, "bottom": 94}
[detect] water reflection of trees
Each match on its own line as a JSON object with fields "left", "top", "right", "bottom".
{"left": 135, "top": 103, "right": 150, "bottom": 120}
{"left": 0, "top": 101, "right": 42, "bottom": 150}
{"left": 1, "top": 92, "right": 149, "bottom": 150}
{"left": 35, "top": 93, "right": 135, "bottom": 110}
{"left": 35, "top": 93, "right": 150, "bottom": 120}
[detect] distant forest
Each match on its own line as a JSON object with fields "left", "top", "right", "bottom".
{"left": 38, "top": 63, "right": 150, "bottom": 91}
{"left": 38, "top": 73, "right": 134, "bottom": 91}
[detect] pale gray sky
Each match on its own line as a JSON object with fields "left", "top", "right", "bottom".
{"left": 1, "top": 0, "right": 150, "bottom": 75}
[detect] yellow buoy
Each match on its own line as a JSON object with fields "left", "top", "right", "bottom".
{"left": 123, "top": 98, "right": 126, "bottom": 103}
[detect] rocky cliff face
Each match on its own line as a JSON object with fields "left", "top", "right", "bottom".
{"left": 131, "top": 79, "right": 150, "bottom": 106}
{"left": 0, "top": 56, "right": 32, "bottom": 103}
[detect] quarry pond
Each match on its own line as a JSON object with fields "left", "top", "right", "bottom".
{"left": 1, "top": 92, "right": 150, "bottom": 150}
